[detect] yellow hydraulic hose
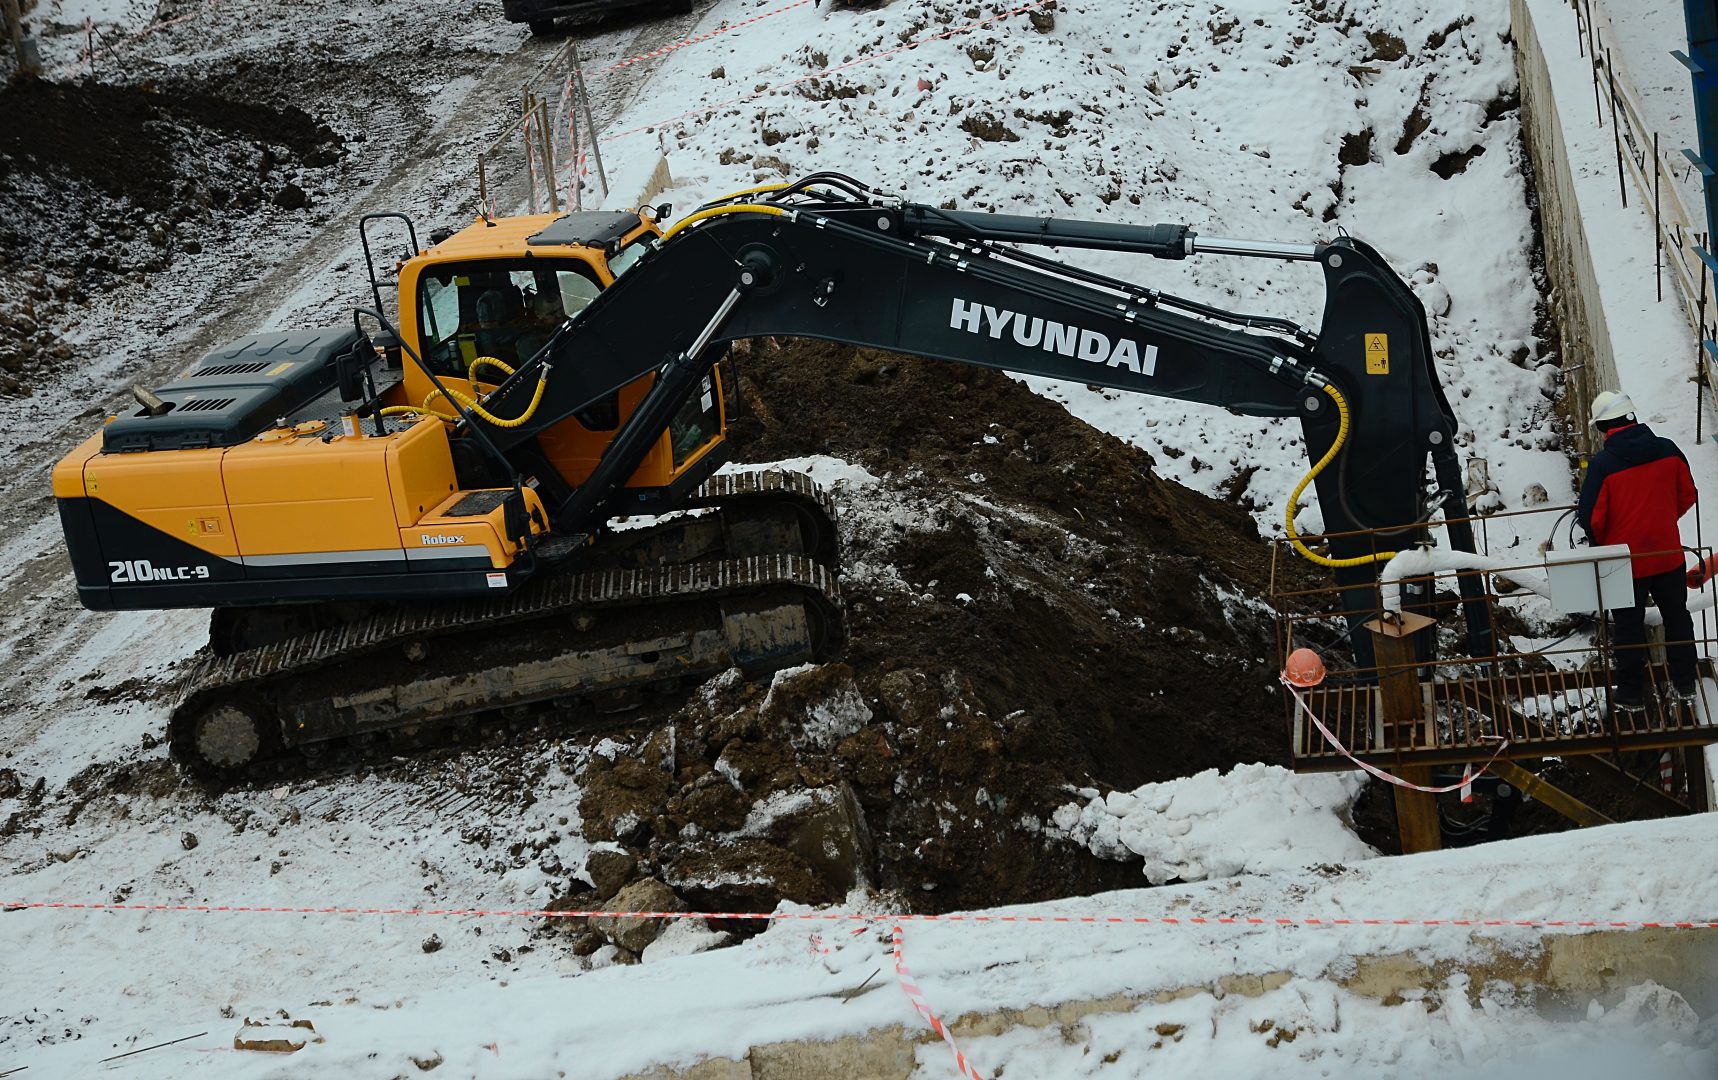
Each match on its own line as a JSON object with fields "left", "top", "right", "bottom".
{"left": 658, "top": 202, "right": 787, "bottom": 244}
{"left": 469, "top": 355, "right": 515, "bottom": 384}
{"left": 377, "top": 356, "right": 550, "bottom": 428}
{"left": 423, "top": 368, "right": 550, "bottom": 429}
{"left": 702, "top": 181, "right": 790, "bottom": 205}
{"left": 1284, "top": 383, "right": 1397, "bottom": 568}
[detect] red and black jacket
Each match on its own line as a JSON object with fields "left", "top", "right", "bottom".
{"left": 1576, "top": 422, "right": 1696, "bottom": 578}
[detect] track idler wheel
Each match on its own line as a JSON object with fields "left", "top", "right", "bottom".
{"left": 171, "top": 694, "right": 278, "bottom": 777}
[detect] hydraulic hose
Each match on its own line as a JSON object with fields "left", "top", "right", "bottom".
{"left": 469, "top": 355, "right": 515, "bottom": 384}
{"left": 658, "top": 202, "right": 787, "bottom": 244}
{"left": 378, "top": 356, "right": 551, "bottom": 429}
{"left": 1285, "top": 383, "right": 1397, "bottom": 568}
{"left": 699, "top": 182, "right": 790, "bottom": 207}
{"left": 423, "top": 363, "right": 551, "bottom": 429}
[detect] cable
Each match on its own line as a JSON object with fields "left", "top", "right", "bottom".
{"left": 1285, "top": 383, "right": 1398, "bottom": 568}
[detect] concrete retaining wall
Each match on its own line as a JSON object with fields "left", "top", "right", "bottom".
{"left": 619, "top": 928, "right": 1718, "bottom": 1080}
{"left": 1512, "top": 0, "right": 1619, "bottom": 454}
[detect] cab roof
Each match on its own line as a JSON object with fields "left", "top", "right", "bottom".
{"left": 426, "top": 211, "right": 645, "bottom": 261}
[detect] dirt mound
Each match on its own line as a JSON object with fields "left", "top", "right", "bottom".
{"left": 549, "top": 337, "right": 1293, "bottom": 931}
{"left": 0, "top": 78, "right": 344, "bottom": 391}
{"left": 729, "top": 338, "right": 1289, "bottom": 788}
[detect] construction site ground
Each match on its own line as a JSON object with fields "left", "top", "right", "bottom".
{"left": 1, "top": 0, "right": 1715, "bottom": 1076}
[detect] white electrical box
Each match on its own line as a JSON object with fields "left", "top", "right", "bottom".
{"left": 1543, "top": 544, "right": 1636, "bottom": 614}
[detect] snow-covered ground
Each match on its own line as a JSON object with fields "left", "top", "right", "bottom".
{"left": 6, "top": 812, "right": 1715, "bottom": 1077}
{"left": 4, "top": 0, "right": 1718, "bottom": 1077}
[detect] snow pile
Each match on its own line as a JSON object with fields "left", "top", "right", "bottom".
{"left": 717, "top": 453, "right": 879, "bottom": 492}
{"left": 1050, "top": 763, "right": 1374, "bottom": 883}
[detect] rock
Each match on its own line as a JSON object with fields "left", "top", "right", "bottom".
{"left": 1522, "top": 482, "right": 1549, "bottom": 507}
{"left": 181, "top": 831, "right": 199, "bottom": 850}
{"left": 590, "top": 878, "right": 682, "bottom": 953}
{"left": 773, "top": 783, "right": 872, "bottom": 893}
{"left": 570, "top": 931, "right": 605, "bottom": 956}
{"left": 0, "top": 768, "right": 20, "bottom": 800}
{"left": 760, "top": 664, "right": 872, "bottom": 752}
{"left": 181, "top": 240, "right": 203, "bottom": 255}
{"left": 584, "top": 848, "right": 638, "bottom": 900}
{"left": 273, "top": 183, "right": 308, "bottom": 211}
{"left": 421, "top": 933, "right": 443, "bottom": 953}
{"left": 665, "top": 838, "right": 827, "bottom": 906}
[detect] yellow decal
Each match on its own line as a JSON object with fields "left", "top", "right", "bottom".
{"left": 1365, "top": 332, "right": 1389, "bottom": 375}
{"left": 87, "top": 475, "right": 99, "bottom": 493}
{"left": 266, "top": 362, "right": 295, "bottom": 377}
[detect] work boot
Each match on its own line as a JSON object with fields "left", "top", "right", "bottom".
{"left": 1670, "top": 682, "right": 1699, "bottom": 704}
{"left": 1610, "top": 691, "right": 1646, "bottom": 715}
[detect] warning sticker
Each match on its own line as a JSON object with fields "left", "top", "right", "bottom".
{"left": 486, "top": 573, "right": 508, "bottom": 589}
{"left": 1365, "top": 332, "right": 1389, "bottom": 375}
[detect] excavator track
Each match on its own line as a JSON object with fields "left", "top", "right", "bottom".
{"left": 171, "top": 553, "right": 843, "bottom": 780}
{"left": 173, "top": 468, "right": 846, "bottom": 780}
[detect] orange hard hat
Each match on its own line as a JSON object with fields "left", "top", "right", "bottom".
{"left": 1283, "top": 647, "right": 1326, "bottom": 688}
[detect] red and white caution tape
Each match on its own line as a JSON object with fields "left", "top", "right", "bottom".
{"left": 4, "top": 901, "right": 1714, "bottom": 929}
{"left": 893, "top": 924, "right": 986, "bottom": 1080}
{"left": 1659, "top": 750, "right": 1675, "bottom": 794}
{"left": 1284, "top": 679, "right": 1512, "bottom": 795}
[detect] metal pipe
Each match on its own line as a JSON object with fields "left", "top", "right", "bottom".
{"left": 1191, "top": 235, "right": 1322, "bottom": 261}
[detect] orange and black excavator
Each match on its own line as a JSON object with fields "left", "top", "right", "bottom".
{"left": 53, "top": 173, "right": 1490, "bottom": 775}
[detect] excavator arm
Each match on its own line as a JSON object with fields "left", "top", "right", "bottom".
{"left": 458, "top": 176, "right": 1490, "bottom": 657}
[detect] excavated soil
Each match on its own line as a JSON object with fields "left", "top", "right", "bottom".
{"left": 544, "top": 338, "right": 1300, "bottom": 934}
{"left": 0, "top": 77, "right": 348, "bottom": 391}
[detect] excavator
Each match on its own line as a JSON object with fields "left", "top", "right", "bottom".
{"left": 52, "top": 172, "right": 1490, "bottom": 776}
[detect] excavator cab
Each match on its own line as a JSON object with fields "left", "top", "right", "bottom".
{"left": 393, "top": 210, "right": 730, "bottom": 505}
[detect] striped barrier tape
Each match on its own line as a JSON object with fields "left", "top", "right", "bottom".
{"left": 1284, "top": 678, "right": 1513, "bottom": 795}
{"left": 893, "top": 924, "right": 986, "bottom": 1080}
{"left": 5, "top": 902, "right": 1714, "bottom": 928}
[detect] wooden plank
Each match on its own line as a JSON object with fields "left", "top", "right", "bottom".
{"left": 1368, "top": 617, "right": 1441, "bottom": 854}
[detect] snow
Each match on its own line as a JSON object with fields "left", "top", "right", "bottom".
{"left": 1050, "top": 764, "right": 1375, "bottom": 884}
{"left": 4, "top": 0, "right": 1718, "bottom": 1076}
{"left": 719, "top": 453, "right": 880, "bottom": 490}
{"left": 9, "top": 813, "right": 1715, "bottom": 1077}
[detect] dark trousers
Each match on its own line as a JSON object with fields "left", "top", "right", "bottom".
{"left": 1611, "top": 568, "right": 1699, "bottom": 700}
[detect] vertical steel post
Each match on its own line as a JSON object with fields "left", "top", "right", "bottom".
{"left": 1587, "top": 1, "right": 1604, "bottom": 125}
{"left": 1656, "top": 131, "right": 1664, "bottom": 301}
{"left": 1604, "top": 43, "right": 1627, "bottom": 207}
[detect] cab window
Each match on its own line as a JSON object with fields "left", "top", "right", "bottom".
{"left": 415, "top": 260, "right": 604, "bottom": 379}
{"left": 607, "top": 240, "right": 649, "bottom": 280}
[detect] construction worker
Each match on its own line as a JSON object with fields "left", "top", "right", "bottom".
{"left": 1576, "top": 391, "right": 1699, "bottom": 712}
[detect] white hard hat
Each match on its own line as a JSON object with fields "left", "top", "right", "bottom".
{"left": 1591, "top": 390, "right": 1636, "bottom": 425}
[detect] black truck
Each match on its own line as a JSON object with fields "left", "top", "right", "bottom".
{"left": 502, "top": 0, "right": 693, "bottom": 35}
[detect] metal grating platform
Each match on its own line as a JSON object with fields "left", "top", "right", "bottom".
{"left": 1291, "top": 660, "right": 1718, "bottom": 772}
